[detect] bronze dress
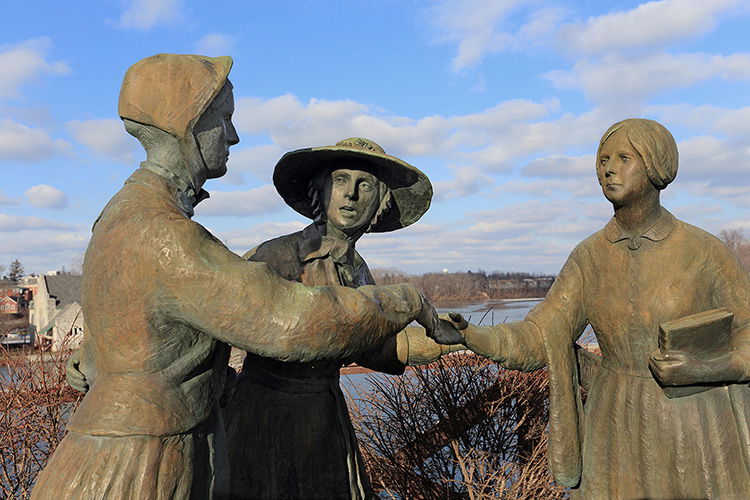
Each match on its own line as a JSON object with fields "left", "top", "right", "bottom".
{"left": 224, "top": 223, "right": 404, "bottom": 500}
{"left": 466, "top": 209, "right": 750, "bottom": 499}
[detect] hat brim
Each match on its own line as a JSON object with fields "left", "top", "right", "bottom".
{"left": 273, "top": 146, "right": 432, "bottom": 233}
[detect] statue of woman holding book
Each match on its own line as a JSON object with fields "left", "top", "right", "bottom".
{"left": 439, "top": 119, "right": 750, "bottom": 499}
{"left": 223, "top": 137, "right": 461, "bottom": 499}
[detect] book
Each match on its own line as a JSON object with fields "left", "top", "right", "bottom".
{"left": 657, "top": 308, "right": 733, "bottom": 398}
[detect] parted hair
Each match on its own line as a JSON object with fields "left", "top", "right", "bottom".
{"left": 598, "top": 118, "right": 679, "bottom": 190}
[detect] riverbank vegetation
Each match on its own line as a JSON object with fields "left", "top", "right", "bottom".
{"left": 372, "top": 269, "right": 555, "bottom": 306}
{"left": 347, "top": 353, "right": 566, "bottom": 499}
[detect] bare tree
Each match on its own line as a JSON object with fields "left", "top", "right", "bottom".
{"left": 346, "top": 354, "right": 566, "bottom": 499}
{"left": 719, "top": 229, "right": 750, "bottom": 271}
{"left": 68, "top": 254, "right": 84, "bottom": 276}
{"left": 0, "top": 341, "right": 82, "bottom": 498}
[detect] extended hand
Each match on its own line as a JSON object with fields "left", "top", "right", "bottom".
{"left": 427, "top": 312, "right": 467, "bottom": 345}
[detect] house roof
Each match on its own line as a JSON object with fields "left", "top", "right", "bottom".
{"left": 44, "top": 274, "right": 82, "bottom": 308}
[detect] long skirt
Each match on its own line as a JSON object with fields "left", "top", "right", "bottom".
{"left": 575, "top": 365, "right": 750, "bottom": 499}
{"left": 224, "top": 364, "right": 373, "bottom": 499}
{"left": 31, "top": 411, "right": 228, "bottom": 500}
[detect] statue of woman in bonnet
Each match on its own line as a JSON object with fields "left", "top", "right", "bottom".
{"left": 439, "top": 119, "right": 750, "bottom": 499}
{"left": 33, "top": 54, "right": 452, "bottom": 500}
{"left": 224, "top": 138, "right": 462, "bottom": 499}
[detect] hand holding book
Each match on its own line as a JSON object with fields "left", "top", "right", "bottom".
{"left": 649, "top": 308, "right": 746, "bottom": 397}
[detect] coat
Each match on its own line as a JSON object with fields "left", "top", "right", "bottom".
{"left": 224, "top": 223, "right": 404, "bottom": 499}
{"left": 32, "top": 168, "right": 426, "bottom": 500}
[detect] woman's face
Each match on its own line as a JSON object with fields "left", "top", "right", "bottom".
{"left": 322, "top": 168, "right": 381, "bottom": 233}
{"left": 597, "top": 129, "right": 653, "bottom": 207}
{"left": 194, "top": 82, "right": 240, "bottom": 179}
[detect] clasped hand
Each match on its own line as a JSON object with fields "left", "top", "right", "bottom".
{"left": 421, "top": 308, "right": 467, "bottom": 346}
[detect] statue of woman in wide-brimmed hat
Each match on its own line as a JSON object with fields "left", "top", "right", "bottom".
{"left": 32, "top": 54, "right": 454, "bottom": 500}
{"left": 224, "top": 137, "right": 461, "bottom": 499}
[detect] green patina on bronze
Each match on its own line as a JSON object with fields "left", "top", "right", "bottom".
{"left": 31, "top": 54, "right": 456, "bottom": 500}
{"left": 224, "top": 137, "right": 460, "bottom": 499}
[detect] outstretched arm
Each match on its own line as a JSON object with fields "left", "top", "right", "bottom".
{"left": 158, "top": 220, "right": 438, "bottom": 363}
{"left": 443, "top": 257, "right": 588, "bottom": 372}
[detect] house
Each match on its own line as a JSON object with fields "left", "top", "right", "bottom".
{"left": 18, "top": 275, "right": 39, "bottom": 298}
{"left": 0, "top": 295, "right": 20, "bottom": 314}
{"left": 30, "top": 273, "right": 83, "bottom": 351}
{"left": 44, "top": 302, "right": 84, "bottom": 351}
{"left": 0, "top": 280, "right": 23, "bottom": 299}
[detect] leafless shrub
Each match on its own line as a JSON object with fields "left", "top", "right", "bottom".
{"left": 346, "top": 353, "right": 567, "bottom": 499}
{"left": 0, "top": 342, "right": 81, "bottom": 498}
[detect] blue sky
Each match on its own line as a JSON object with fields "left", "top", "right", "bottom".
{"left": 1, "top": 0, "right": 749, "bottom": 275}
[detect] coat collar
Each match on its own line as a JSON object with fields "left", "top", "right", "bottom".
{"left": 135, "top": 162, "right": 210, "bottom": 217}
{"left": 603, "top": 207, "right": 676, "bottom": 250}
{"left": 297, "top": 223, "right": 364, "bottom": 270}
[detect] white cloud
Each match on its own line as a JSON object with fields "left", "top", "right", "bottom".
{"left": 196, "top": 184, "right": 285, "bottom": 217}
{"left": 433, "top": 166, "right": 494, "bottom": 201}
{"left": 234, "top": 95, "right": 372, "bottom": 149}
{"left": 522, "top": 154, "right": 593, "bottom": 178}
{"left": 194, "top": 33, "right": 237, "bottom": 56}
{"left": 545, "top": 52, "right": 750, "bottom": 105}
{"left": 117, "top": 0, "right": 185, "bottom": 30}
{"left": 496, "top": 178, "right": 600, "bottom": 198}
{"left": 0, "top": 38, "right": 70, "bottom": 99}
{"left": 224, "top": 143, "right": 285, "bottom": 182}
{"left": 426, "top": 0, "right": 563, "bottom": 72}
{"left": 0, "top": 213, "right": 77, "bottom": 231}
{"left": 0, "top": 118, "right": 71, "bottom": 162}
{"left": 676, "top": 135, "right": 750, "bottom": 183}
{"left": 217, "top": 221, "right": 308, "bottom": 255}
{"left": 66, "top": 118, "right": 138, "bottom": 163}
{"left": 234, "top": 93, "right": 567, "bottom": 172}
{"left": 25, "top": 185, "right": 69, "bottom": 209}
{"left": 0, "top": 228, "right": 89, "bottom": 274}
{"left": 558, "top": 0, "right": 744, "bottom": 57}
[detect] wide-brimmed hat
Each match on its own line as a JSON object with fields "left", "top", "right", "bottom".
{"left": 273, "top": 137, "right": 432, "bottom": 233}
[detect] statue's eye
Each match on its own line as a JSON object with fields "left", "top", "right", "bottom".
{"left": 620, "top": 154, "right": 629, "bottom": 161}
{"left": 333, "top": 176, "right": 347, "bottom": 185}
{"left": 360, "top": 182, "right": 372, "bottom": 192}
{"left": 599, "top": 156, "right": 609, "bottom": 166}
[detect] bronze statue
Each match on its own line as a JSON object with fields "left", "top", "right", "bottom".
{"left": 31, "top": 54, "right": 457, "bottom": 500}
{"left": 224, "top": 137, "right": 461, "bottom": 499}
{"left": 438, "top": 119, "right": 750, "bottom": 499}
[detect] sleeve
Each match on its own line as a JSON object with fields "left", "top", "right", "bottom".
{"left": 153, "top": 220, "right": 426, "bottom": 363}
{"left": 711, "top": 244, "right": 750, "bottom": 381}
{"left": 463, "top": 254, "right": 588, "bottom": 372}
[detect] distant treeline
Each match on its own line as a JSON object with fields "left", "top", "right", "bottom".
{"left": 370, "top": 268, "right": 556, "bottom": 305}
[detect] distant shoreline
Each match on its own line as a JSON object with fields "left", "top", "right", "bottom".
{"left": 434, "top": 297, "right": 544, "bottom": 308}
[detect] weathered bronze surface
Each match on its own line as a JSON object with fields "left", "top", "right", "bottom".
{"left": 224, "top": 137, "right": 460, "bottom": 499}
{"left": 441, "top": 119, "right": 750, "bottom": 499}
{"left": 31, "top": 55, "right": 452, "bottom": 500}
